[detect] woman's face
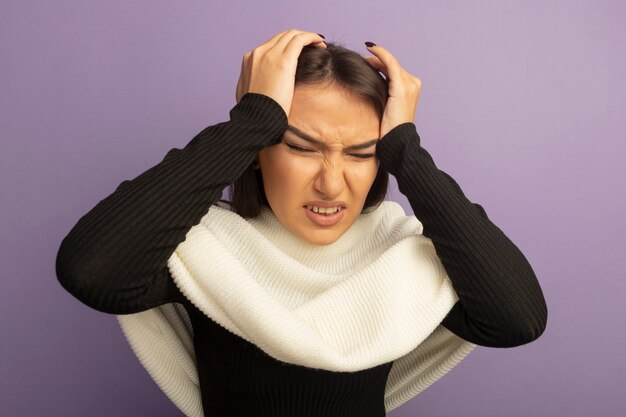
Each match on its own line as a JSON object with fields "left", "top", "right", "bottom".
{"left": 258, "top": 83, "right": 381, "bottom": 246}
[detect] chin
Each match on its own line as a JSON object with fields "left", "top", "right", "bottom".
{"left": 299, "top": 229, "right": 344, "bottom": 246}
{"left": 305, "top": 237, "right": 339, "bottom": 246}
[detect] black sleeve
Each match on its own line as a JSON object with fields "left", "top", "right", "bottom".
{"left": 55, "top": 93, "right": 288, "bottom": 315}
{"left": 375, "top": 122, "right": 548, "bottom": 348}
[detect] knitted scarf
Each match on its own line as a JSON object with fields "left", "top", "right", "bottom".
{"left": 116, "top": 200, "right": 476, "bottom": 416}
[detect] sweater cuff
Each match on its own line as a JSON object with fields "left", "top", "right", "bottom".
{"left": 375, "top": 122, "right": 421, "bottom": 175}
{"left": 231, "top": 93, "right": 288, "bottom": 128}
{"left": 228, "top": 93, "right": 289, "bottom": 147}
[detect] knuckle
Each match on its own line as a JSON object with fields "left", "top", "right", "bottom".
{"left": 263, "top": 48, "right": 277, "bottom": 59}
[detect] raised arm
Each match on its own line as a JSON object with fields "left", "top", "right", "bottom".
{"left": 56, "top": 30, "right": 327, "bottom": 315}
{"left": 55, "top": 93, "right": 287, "bottom": 314}
{"left": 376, "top": 122, "right": 548, "bottom": 348}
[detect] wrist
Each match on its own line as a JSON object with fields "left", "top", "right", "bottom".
{"left": 376, "top": 122, "right": 420, "bottom": 175}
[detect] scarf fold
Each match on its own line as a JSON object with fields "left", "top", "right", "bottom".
{"left": 117, "top": 200, "right": 476, "bottom": 416}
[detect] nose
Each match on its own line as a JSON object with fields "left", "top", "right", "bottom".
{"left": 313, "top": 155, "right": 345, "bottom": 197}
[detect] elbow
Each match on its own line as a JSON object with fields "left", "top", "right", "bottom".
{"left": 490, "top": 262, "right": 549, "bottom": 347}
{"left": 464, "top": 315, "right": 547, "bottom": 348}
{"left": 443, "top": 297, "right": 548, "bottom": 348}
{"left": 502, "top": 314, "right": 547, "bottom": 347}
{"left": 521, "top": 300, "right": 549, "bottom": 345}
{"left": 56, "top": 236, "right": 161, "bottom": 315}
{"left": 55, "top": 237, "right": 119, "bottom": 314}
{"left": 509, "top": 279, "right": 549, "bottom": 347}
{"left": 56, "top": 236, "right": 83, "bottom": 298}
{"left": 494, "top": 297, "right": 549, "bottom": 348}
{"left": 56, "top": 238, "right": 94, "bottom": 309}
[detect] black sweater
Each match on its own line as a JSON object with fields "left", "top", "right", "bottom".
{"left": 56, "top": 92, "right": 547, "bottom": 416}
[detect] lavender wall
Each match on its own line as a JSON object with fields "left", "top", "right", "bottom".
{"left": 2, "top": 1, "right": 624, "bottom": 416}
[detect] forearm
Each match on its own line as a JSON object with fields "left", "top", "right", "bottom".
{"left": 56, "top": 93, "right": 288, "bottom": 314}
{"left": 376, "top": 122, "right": 547, "bottom": 347}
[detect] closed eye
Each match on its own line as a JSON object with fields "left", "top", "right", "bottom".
{"left": 284, "top": 143, "right": 374, "bottom": 159}
{"left": 285, "top": 143, "right": 315, "bottom": 153}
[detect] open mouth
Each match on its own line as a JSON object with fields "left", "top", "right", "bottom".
{"left": 303, "top": 206, "right": 345, "bottom": 226}
{"left": 304, "top": 205, "right": 345, "bottom": 215}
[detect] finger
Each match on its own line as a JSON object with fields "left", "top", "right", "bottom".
{"left": 236, "top": 52, "right": 250, "bottom": 101}
{"left": 313, "top": 33, "right": 327, "bottom": 48}
{"left": 363, "top": 56, "right": 388, "bottom": 78}
{"left": 241, "top": 53, "right": 252, "bottom": 96}
{"left": 283, "top": 33, "right": 327, "bottom": 63}
{"left": 277, "top": 30, "right": 326, "bottom": 55}
{"left": 310, "top": 40, "right": 328, "bottom": 48}
{"left": 257, "top": 29, "right": 290, "bottom": 51}
{"left": 365, "top": 44, "right": 402, "bottom": 81}
{"left": 271, "top": 29, "right": 307, "bottom": 51}
{"left": 363, "top": 55, "right": 386, "bottom": 71}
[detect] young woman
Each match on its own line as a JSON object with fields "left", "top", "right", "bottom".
{"left": 56, "top": 29, "right": 547, "bottom": 416}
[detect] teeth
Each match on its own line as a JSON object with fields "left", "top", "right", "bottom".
{"left": 306, "top": 205, "right": 343, "bottom": 214}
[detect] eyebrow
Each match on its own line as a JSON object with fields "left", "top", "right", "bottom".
{"left": 285, "top": 125, "right": 378, "bottom": 151}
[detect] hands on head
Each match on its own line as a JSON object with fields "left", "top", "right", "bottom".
{"left": 236, "top": 29, "right": 422, "bottom": 138}
{"left": 361, "top": 42, "right": 422, "bottom": 137}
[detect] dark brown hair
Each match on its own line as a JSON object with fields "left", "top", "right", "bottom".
{"left": 224, "top": 40, "right": 390, "bottom": 218}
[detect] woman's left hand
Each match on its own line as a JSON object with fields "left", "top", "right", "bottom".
{"left": 363, "top": 43, "right": 422, "bottom": 138}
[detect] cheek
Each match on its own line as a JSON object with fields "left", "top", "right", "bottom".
{"left": 260, "top": 149, "right": 292, "bottom": 178}
{"left": 268, "top": 156, "right": 313, "bottom": 181}
{"left": 346, "top": 161, "right": 379, "bottom": 187}
{"left": 260, "top": 153, "right": 312, "bottom": 199}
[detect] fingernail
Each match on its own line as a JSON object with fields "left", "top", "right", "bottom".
{"left": 317, "top": 33, "right": 325, "bottom": 39}
{"left": 365, "top": 41, "right": 376, "bottom": 47}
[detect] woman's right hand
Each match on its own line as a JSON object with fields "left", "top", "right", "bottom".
{"left": 236, "top": 29, "right": 326, "bottom": 117}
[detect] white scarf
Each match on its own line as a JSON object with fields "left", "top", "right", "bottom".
{"left": 116, "top": 200, "right": 476, "bottom": 416}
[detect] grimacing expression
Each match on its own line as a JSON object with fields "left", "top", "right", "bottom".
{"left": 257, "top": 84, "right": 381, "bottom": 246}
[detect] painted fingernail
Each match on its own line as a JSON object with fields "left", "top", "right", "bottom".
{"left": 365, "top": 41, "right": 376, "bottom": 47}
{"left": 317, "top": 33, "right": 325, "bottom": 39}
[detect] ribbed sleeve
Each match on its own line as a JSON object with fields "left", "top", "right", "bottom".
{"left": 376, "top": 122, "right": 548, "bottom": 347}
{"left": 55, "top": 93, "right": 288, "bottom": 314}
{"left": 56, "top": 92, "right": 547, "bottom": 348}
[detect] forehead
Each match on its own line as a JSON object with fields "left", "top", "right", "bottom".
{"left": 288, "top": 84, "right": 380, "bottom": 144}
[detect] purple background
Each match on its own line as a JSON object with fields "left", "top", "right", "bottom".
{"left": 2, "top": 1, "right": 625, "bottom": 416}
